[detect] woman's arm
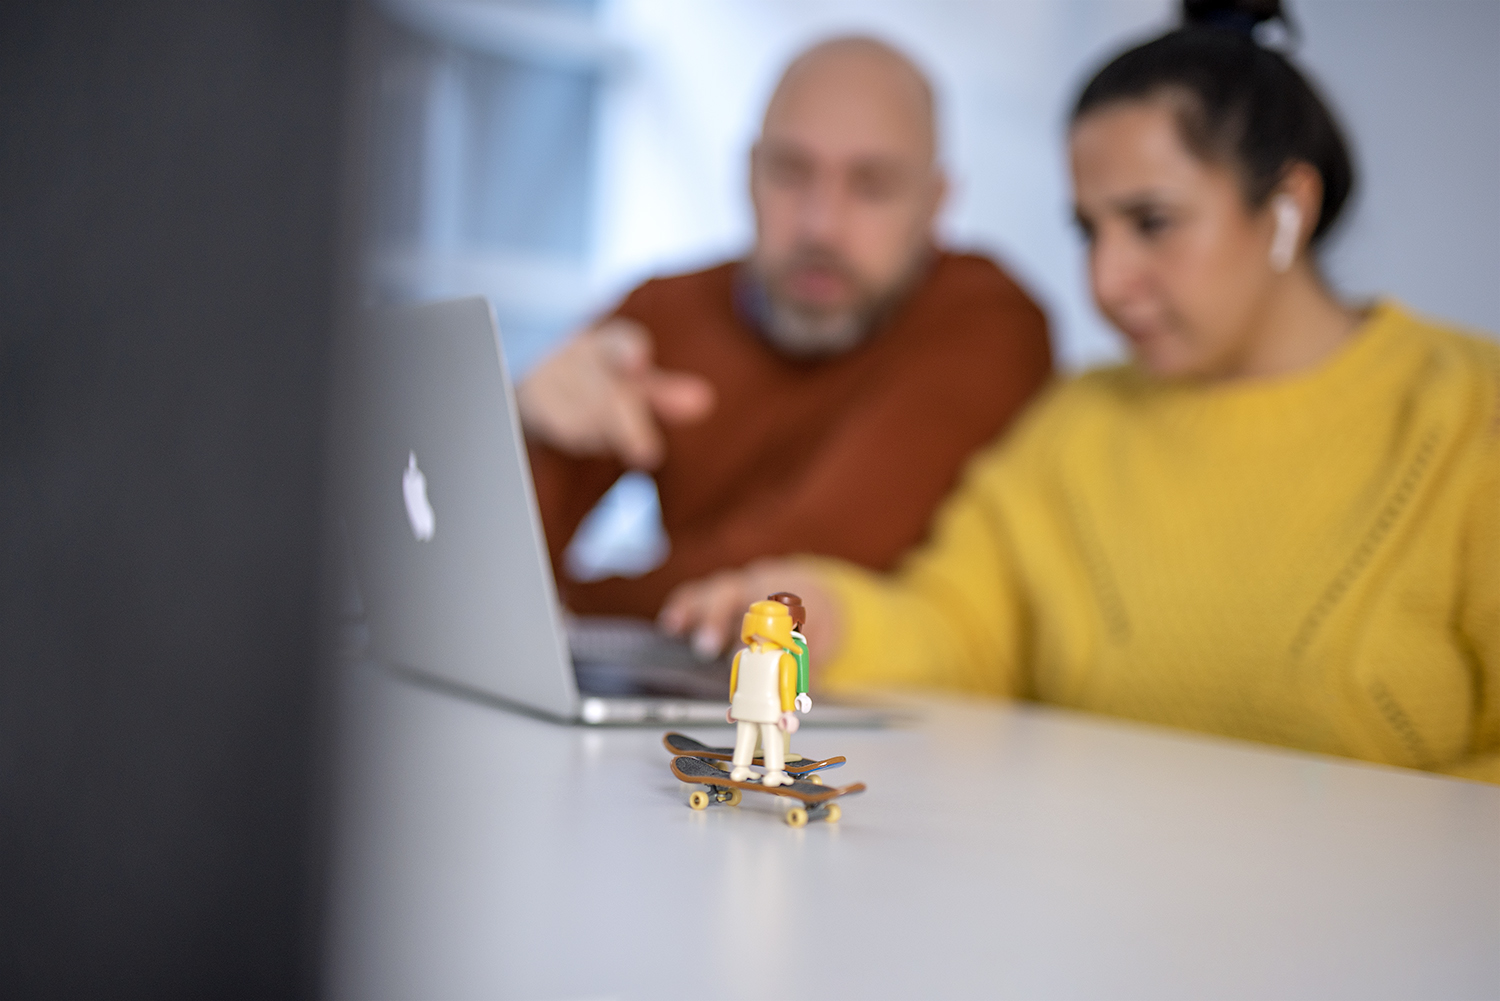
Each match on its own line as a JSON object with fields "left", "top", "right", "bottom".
{"left": 810, "top": 449, "right": 1028, "bottom": 697}
{"left": 660, "top": 434, "right": 1035, "bottom": 698}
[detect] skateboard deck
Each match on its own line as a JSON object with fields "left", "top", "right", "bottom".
{"left": 661, "top": 732, "right": 846, "bottom": 774}
{"left": 670, "top": 755, "right": 865, "bottom": 826}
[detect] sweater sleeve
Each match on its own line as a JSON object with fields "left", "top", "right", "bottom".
{"left": 523, "top": 282, "right": 655, "bottom": 581}
{"left": 813, "top": 432, "right": 1033, "bottom": 698}
{"left": 527, "top": 440, "right": 624, "bottom": 577}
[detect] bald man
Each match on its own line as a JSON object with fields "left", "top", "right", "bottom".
{"left": 519, "top": 37, "right": 1051, "bottom": 628}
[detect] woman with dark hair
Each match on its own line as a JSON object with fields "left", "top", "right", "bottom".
{"left": 661, "top": 0, "right": 1500, "bottom": 782}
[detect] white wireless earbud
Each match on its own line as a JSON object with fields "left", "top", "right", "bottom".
{"left": 1269, "top": 194, "right": 1302, "bottom": 274}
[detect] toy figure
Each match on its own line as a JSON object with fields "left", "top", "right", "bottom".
{"left": 767, "top": 592, "right": 811, "bottom": 761}
{"left": 727, "top": 600, "right": 801, "bottom": 786}
{"left": 768, "top": 591, "right": 812, "bottom": 709}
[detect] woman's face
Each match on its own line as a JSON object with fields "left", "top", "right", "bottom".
{"left": 1070, "top": 98, "right": 1281, "bottom": 380}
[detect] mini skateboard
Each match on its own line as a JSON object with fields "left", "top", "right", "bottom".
{"left": 670, "top": 755, "right": 865, "bottom": 827}
{"left": 661, "top": 732, "right": 846, "bottom": 780}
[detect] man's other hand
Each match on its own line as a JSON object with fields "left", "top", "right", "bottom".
{"left": 516, "top": 318, "right": 715, "bottom": 469}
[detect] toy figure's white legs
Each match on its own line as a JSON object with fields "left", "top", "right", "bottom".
{"left": 782, "top": 728, "right": 803, "bottom": 763}
{"left": 760, "top": 722, "right": 790, "bottom": 786}
{"left": 729, "top": 720, "right": 758, "bottom": 782}
{"left": 753, "top": 728, "right": 802, "bottom": 764}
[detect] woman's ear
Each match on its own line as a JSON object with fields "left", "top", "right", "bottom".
{"left": 1269, "top": 195, "right": 1300, "bottom": 273}
{"left": 1269, "top": 162, "right": 1323, "bottom": 273}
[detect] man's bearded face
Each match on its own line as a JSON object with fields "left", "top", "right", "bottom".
{"left": 747, "top": 45, "right": 942, "bottom": 359}
{"left": 752, "top": 240, "right": 920, "bottom": 357}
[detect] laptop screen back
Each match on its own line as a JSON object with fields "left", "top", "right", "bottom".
{"left": 333, "top": 297, "right": 578, "bottom": 719}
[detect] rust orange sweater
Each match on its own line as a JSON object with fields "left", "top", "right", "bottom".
{"left": 528, "top": 253, "right": 1052, "bottom": 617}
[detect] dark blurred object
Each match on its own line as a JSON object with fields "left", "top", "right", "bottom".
{"left": 1182, "top": 0, "right": 1299, "bottom": 46}
{"left": 0, "top": 3, "right": 349, "bottom": 998}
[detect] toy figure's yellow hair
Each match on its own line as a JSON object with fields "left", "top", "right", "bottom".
{"left": 740, "top": 599, "right": 798, "bottom": 651}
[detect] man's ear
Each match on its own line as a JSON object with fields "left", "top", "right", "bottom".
{"left": 748, "top": 141, "right": 767, "bottom": 223}
{"left": 925, "top": 168, "right": 949, "bottom": 235}
{"left": 748, "top": 141, "right": 764, "bottom": 190}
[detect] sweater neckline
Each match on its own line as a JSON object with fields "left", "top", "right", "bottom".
{"left": 1129, "top": 299, "right": 1407, "bottom": 412}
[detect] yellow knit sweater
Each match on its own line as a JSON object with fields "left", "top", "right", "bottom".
{"left": 820, "top": 302, "right": 1500, "bottom": 782}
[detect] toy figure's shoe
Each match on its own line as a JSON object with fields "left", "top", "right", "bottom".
{"left": 761, "top": 770, "right": 791, "bottom": 787}
{"left": 729, "top": 766, "right": 754, "bottom": 782}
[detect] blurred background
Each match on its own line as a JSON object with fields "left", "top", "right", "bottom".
{"left": 359, "top": 0, "right": 1500, "bottom": 375}
{"left": 355, "top": 0, "right": 1500, "bottom": 578}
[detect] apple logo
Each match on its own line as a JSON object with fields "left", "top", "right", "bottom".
{"left": 402, "top": 451, "right": 436, "bottom": 542}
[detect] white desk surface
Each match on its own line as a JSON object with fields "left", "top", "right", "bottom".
{"left": 325, "top": 661, "right": 1500, "bottom": 1000}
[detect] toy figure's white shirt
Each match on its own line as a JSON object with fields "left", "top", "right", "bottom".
{"left": 731, "top": 647, "right": 783, "bottom": 723}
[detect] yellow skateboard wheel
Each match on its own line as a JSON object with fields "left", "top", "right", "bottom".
{"left": 806, "top": 773, "right": 823, "bottom": 785}
{"left": 785, "top": 807, "right": 809, "bottom": 828}
{"left": 825, "top": 803, "right": 841, "bottom": 823}
{"left": 725, "top": 788, "right": 743, "bottom": 806}
{"left": 688, "top": 790, "right": 709, "bottom": 810}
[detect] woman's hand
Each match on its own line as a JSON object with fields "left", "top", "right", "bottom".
{"left": 658, "top": 557, "right": 842, "bottom": 663}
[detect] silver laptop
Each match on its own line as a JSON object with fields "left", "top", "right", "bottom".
{"left": 332, "top": 295, "right": 883, "bottom": 726}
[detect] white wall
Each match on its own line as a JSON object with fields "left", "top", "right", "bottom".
{"left": 1300, "top": 0, "right": 1500, "bottom": 338}
{"left": 582, "top": 0, "right": 1500, "bottom": 372}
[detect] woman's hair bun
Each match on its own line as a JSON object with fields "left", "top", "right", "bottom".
{"left": 1074, "top": 0, "right": 1353, "bottom": 247}
{"left": 1182, "top": 0, "right": 1286, "bottom": 35}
